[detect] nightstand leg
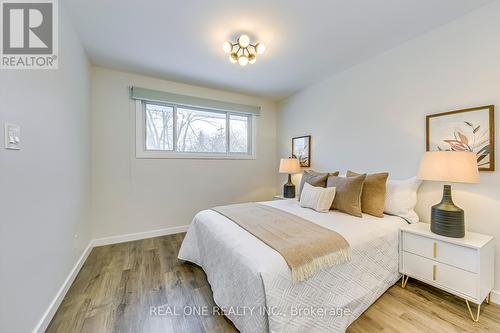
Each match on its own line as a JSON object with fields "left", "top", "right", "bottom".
{"left": 401, "top": 274, "right": 409, "bottom": 288}
{"left": 486, "top": 292, "right": 491, "bottom": 304}
{"left": 465, "top": 300, "right": 481, "bottom": 322}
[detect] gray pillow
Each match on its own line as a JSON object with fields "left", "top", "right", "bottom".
{"left": 299, "top": 170, "right": 339, "bottom": 197}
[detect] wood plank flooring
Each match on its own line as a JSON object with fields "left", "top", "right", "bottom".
{"left": 46, "top": 233, "right": 500, "bottom": 333}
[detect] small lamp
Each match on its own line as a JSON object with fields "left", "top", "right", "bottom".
{"left": 418, "top": 151, "right": 480, "bottom": 238}
{"left": 279, "top": 158, "right": 301, "bottom": 198}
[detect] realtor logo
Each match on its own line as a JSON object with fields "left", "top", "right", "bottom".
{"left": 1, "top": 0, "right": 58, "bottom": 69}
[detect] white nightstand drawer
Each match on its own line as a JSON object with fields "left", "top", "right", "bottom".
{"left": 402, "top": 251, "right": 478, "bottom": 298}
{"left": 400, "top": 223, "right": 494, "bottom": 321}
{"left": 402, "top": 231, "right": 478, "bottom": 272}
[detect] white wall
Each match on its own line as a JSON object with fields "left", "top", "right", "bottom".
{"left": 0, "top": 10, "right": 91, "bottom": 333}
{"left": 278, "top": 1, "right": 500, "bottom": 294}
{"left": 90, "top": 67, "right": 277, "bottom": 239}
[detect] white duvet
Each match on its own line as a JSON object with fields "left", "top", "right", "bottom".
{"left": 178, "top": 200, "right": 407, "bottom": 332}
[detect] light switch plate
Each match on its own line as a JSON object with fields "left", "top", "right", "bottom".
{"left": 4, "top": 122, "right": 21, "bottom": 150}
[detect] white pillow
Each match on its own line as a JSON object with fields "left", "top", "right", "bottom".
{"left": 299, "top": 183, "right": 336, "bottom": 213}
{"left": 384, "top": 176, "right": 422, "bottom": 223}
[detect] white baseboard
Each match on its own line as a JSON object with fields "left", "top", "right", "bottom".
{"left": 33, "top": 225, "right": 189, "bottom": 333}
{"left": 490, "top": 289, "right": 500, "bottom": 305}
{"left": 33, "top": 241, "right": 93, "bottom": 333}
{"left": 91, "top": 225, "right": 190, "bottom": 247}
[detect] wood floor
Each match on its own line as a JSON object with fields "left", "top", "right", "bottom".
{"left": 46, "top": 233, "right": 500, "bottom": 333}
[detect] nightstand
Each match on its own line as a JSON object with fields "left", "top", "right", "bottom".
{"left": 399, "top": 223, "right": 494, "bottom": 322}
{"left": 272, "top": 195, "right": 297, "bottom": 201}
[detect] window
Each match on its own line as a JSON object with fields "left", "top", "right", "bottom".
{"left": 176, "top": 107, "right": 227, "bottom": 153}
{"left": 145, "top": 103, "right": 173, "bottom": 151}
{"left": 229, "top": 114, "right": 249, "bottom": 153}
{"left": 136, "top": 101, "right": 255, "bottom": 159}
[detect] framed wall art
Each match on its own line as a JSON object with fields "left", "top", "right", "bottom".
{"left": 292, "top": 135, "right": 311, "bottom": 167}
{"left": 426, "top": 105, "right": 495, "bottom": 171}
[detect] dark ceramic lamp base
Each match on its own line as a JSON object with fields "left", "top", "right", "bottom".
{"left": 430, "top": 184, "right": 465, "bottom": 238}
{"left": 283, "top": 174, "right": 296, "bottom": 198}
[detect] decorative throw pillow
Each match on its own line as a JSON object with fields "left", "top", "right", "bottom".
{"left": 299, "top": 170, "right": 339, "bottom": 197}
{"left": 347, "top": 170, "right": 389, "bottom": 218}
{"left": 326, "top": 174, "right": 366, "bottom": 217}
{"left": 384, "top": 177, "right": 422, "bottom": 223}
{"left": 299, "top": 183, "right": 337, "bottom": 213}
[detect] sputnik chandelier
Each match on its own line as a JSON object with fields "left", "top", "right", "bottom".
{"left": 222, "top": 34, "right": 266, "bottom": 66}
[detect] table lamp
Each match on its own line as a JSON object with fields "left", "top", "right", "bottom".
{"left": 279, "top": 158, "right": 301, "bottom": 198}
{"left": 418, "top": 151, "right": 480, "bottom": 238}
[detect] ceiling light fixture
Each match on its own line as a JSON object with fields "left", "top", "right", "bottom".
{"left": 222, "top": 34, "right": 265, "bottom": 66}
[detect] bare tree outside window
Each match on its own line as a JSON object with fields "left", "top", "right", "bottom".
{"left": 230, "top": 114, "right": 249, "bottom": 153}
{"left": 176, "top": 108, "right": 226, "bottom": 153}
{"left": 145, "top": 103, "right": 173, "bottom": 150}
{"left": 143, "top": 102, "right": 253, "bottom": 156}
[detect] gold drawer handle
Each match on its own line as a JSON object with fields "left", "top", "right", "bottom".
{"left": 432, "top": 265, "right": 436, "bottom": 281}
{"left": 433, "top": 242, "right": 437, "bottom": 258}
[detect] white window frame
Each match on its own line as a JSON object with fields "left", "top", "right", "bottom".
{"left": 135, "top": 100, "right": 256, "bottom": 159}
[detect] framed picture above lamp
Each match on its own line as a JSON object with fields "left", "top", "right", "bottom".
{"left": 426, "top": 105, "right": 495, "bottom": 171}
{"left": 292, "top": 135, "right": 311, "bottom": 167}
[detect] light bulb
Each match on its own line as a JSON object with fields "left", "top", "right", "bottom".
{"left": 238, "top": 55, "right": 249, "bottom": 66}
{"left": 248, "top": 54, "right": 256, "bottom": 64}
{"left": 222, "top": 41, "right": 232, "bottom": 53}
{"left": 255, "top": 42, "right": 266, "bottom": 55}
{"left": 229, "top": 53, "right": 238, "bottom": 63}
{"left": 238, "top": 34, "right": 250, "bottom": 48}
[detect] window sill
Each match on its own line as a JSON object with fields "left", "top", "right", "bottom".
{"left": 136, "top": 151, "right": 256, "bottom": 160}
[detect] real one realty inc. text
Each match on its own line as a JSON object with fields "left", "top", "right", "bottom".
{"left": 150, "top": 305, "right": 352, "bottom": 318}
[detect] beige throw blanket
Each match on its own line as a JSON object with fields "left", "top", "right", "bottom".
{"left": 212, "top": 203, "right": 351, "bottom": 283}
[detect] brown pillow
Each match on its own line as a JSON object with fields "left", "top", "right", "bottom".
{"left": 347, "top": 170, "right": 389, "bottom": 218}
{"left": 326, "top": 174, "right": 366, "bottom": 217}
{"left": 299, "top": 170, "right": 339, "bottom": 197}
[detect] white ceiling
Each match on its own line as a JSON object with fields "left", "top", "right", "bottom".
{"left": 63, "top": 0, "right": 492, "bottom": 100}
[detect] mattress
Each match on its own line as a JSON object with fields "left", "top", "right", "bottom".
{"left": 178, "top": 199, "right": 407, "bottom": 332}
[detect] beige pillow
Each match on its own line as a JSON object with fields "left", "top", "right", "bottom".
{"left": 299, "top": 170, "right": 339, "bottom": 197}
{"left": 326, "top": 174, "right": 366, "bottom": 217}
{"left": 299, "top": 183, "right": 336, "bottom": 213}
{"left": 347, "top": 170, "right": 389, "bottom": 218}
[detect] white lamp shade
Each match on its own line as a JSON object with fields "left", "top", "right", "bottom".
{"left": 279, "top": 158, "right": 301, "bottom": 174}
{"left": 418, "top": 151, "right": 480, "bottom": 184}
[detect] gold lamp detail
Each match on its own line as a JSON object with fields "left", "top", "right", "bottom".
{"left": 222, "top": 34, "right": 265, "bottom": 66}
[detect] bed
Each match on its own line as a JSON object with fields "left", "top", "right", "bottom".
{"left": 178, "top": 199, "right": 407, "bottom": 332}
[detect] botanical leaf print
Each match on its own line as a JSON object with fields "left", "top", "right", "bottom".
{"left": 443, "top": 140, "right": 469, "bottom": 151}
{"left": 438, "top": 121, "right": 489, "bottom": 166}
{"left": 476, "top": 145, "right": 490, "bottom": 166}
{"left": 457, "top": 132, "right": 469, "bottom": 145}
